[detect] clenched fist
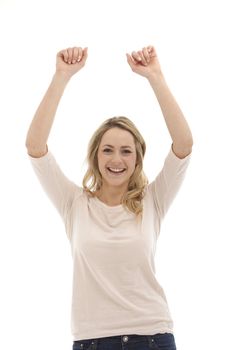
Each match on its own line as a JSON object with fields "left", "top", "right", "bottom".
{"left": 56, "top": 46, "right": 88, "bottom": 78}
{"left": 126, "top": 45, "right": 162, "bottom": 80}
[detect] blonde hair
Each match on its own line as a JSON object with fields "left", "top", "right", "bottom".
{"left": 82, "top": 116, "right": 148, "bottom": 217}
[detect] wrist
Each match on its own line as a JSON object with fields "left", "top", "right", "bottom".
{"left": 54, "top": 70, "right": 72, "bottom": 83}
{"left": 147, "top": 71, "right": 165, "bottom": 84}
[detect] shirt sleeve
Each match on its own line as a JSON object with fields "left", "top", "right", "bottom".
{"left": 27, "top": 149, "right": 83, "bottom": 225}
{"left": 148, "top": 144, "right": 192, "bottom": 221}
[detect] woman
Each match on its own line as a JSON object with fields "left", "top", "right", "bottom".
{"left": 26, "top": 45, "right": 193, "bottom": 350}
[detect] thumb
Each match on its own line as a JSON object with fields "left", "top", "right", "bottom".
{"left": 81, "top": 47, "right": 88, "bottom": 63}
{"left": 126, "top": 53, "right": 136, "bottom": 69}
{"left": 83, "top": 47, "right": 88, "bottom": 57}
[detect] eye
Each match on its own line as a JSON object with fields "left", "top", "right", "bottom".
{"left": 103, "top": 148, "right": 132, "bottom": 154}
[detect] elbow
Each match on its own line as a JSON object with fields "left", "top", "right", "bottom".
{"left": 172, "top": 139, "right": 193, "bottom": 159}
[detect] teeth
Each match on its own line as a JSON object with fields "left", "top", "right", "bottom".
{"left": 108, "top": 167, "right": 125, "bottom": 173}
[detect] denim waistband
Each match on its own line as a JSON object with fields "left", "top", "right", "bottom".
{"left": 73, "top": 332, "right": 175, "bottom": 349}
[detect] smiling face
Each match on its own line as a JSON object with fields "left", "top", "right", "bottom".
{"left": 97, "top": 127, "right": 137, "bottom": 192}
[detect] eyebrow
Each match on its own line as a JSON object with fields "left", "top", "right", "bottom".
{"left": 102, "top": 144, "right": 133, "bottom": 149}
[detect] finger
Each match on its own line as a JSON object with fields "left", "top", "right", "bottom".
{"left": 137, "top": 50, "right": 147, "bottom": 65}
{"left": 132, "top": 51, "right": 142, "bottom": 63}
{"left": 77, "top": 47, "right": 83, "bottom": 62}
{"left": 71, "top": 47, "right": 80, "bottom": 63}
{"left": 142, "top": 47, "right": 150, "bottom": 63}
{"left": 147, "top": 45, "right": 153, "bottom": 53}
{"left": 72, "top": 47, "right": 79, "bottom": 63}
{"left": 57, "top": 49, "right": 68, "bottom": 63}
{"left": 71, "top": 47, "right": 84, "bottom": 63}
{"left": 127, "top": 53, "right": 138, "bottom": 68}
{"left": 67, "top": 48, "right": 73, "bottom": 64}
{"left": 147, "top": 45, "right": 156, "bottom": 57}
{"left": 126, "top": 53, "right": 135, "bottom": 67}
{"left": 81, "top": 47, "right": 88, "bottom": 63}
{"left": 63, "top": 50, "right": 69, "bottom": 63}
{"left": 129, "top": 53, "right": 138, "bottom": 65}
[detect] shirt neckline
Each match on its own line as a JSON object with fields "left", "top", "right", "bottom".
{"left": 93, "top": 196, "right": 124, "bottom": 211}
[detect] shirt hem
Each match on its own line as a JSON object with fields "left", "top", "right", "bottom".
{"left": 72, "top": 327, "right": 174, "bottom": 341}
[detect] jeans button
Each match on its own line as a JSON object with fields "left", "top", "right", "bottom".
{"left": 122, "top": 335, "right": 129, "bottom": 342}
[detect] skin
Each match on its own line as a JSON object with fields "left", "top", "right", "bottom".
{"left": 26, "top": 45, "right": 193, "bottom": 205}
{"left": 126, "top": 46, "right": 193, "bottom": 158}
{"left": 126, "top": 45, "right": 162, "bottom": 79}
{"left": 93, "top": 46, "right": 164, "bottom": 206}
{"left": 94, "top": 127, "right": 137, "bottom": 206}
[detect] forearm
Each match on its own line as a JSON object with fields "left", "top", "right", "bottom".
{"left": 25, "top": 71, "right": 71, "bottom": 149}
{"left": 148, "top": 73, "right": 193, "bottom": 146}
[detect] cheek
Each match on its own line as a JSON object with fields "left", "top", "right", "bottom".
{"left": 132, "top": 153, "right": 137, "bottom": 163}
{"left": 128, "top": 155, "right": 137, "bottom": 169}
{"left": 97, "top": 155, "right": 108, "bottom": 173}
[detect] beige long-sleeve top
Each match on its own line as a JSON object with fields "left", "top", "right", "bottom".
{"left": 28, "top": 144, "right": 191, "bottom": 341}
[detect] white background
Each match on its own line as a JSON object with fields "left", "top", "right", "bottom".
{"left": 0, "top": 0, "right": 233, "bottom": 349}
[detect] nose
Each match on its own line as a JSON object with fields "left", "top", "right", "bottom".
{"left": 110, "top": 151, "right": 124, "bottom": 165}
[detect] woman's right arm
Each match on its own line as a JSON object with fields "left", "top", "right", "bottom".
{"left": 25, "top": 46, "right": 88, "bottom": 158}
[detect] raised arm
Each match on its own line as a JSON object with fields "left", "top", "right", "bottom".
{"left": 126, "top": 45, "right": 193, "bottom": 159}
{"left": 25, "top": 46, "right": 88, "bottom": 158}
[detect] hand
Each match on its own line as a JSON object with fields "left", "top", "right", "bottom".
{"left": 126, "top": 45, "right": 162, "bottom": 79}
{"left": 56, "top": 46, "right": 88, "bottom": 78}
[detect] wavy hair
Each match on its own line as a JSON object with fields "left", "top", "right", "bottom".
{"left": 82, "top": 116, "right": 148, "bottom": 217}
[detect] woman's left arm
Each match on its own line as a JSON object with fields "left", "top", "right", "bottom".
{"left": 126, "top": 45, "right": 193, "bottom": 159}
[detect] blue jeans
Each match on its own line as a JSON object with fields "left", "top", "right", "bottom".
{"left": 73, "top": 333, "right": 177, "bottom": 349}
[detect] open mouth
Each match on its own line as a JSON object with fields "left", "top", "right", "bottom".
{"left": 107, "top": 167, "right": 126, "bottom": 175}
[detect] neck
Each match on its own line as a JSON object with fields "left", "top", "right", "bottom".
{"left": 94, "top": 186, "right": 127, "bottom": 206}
